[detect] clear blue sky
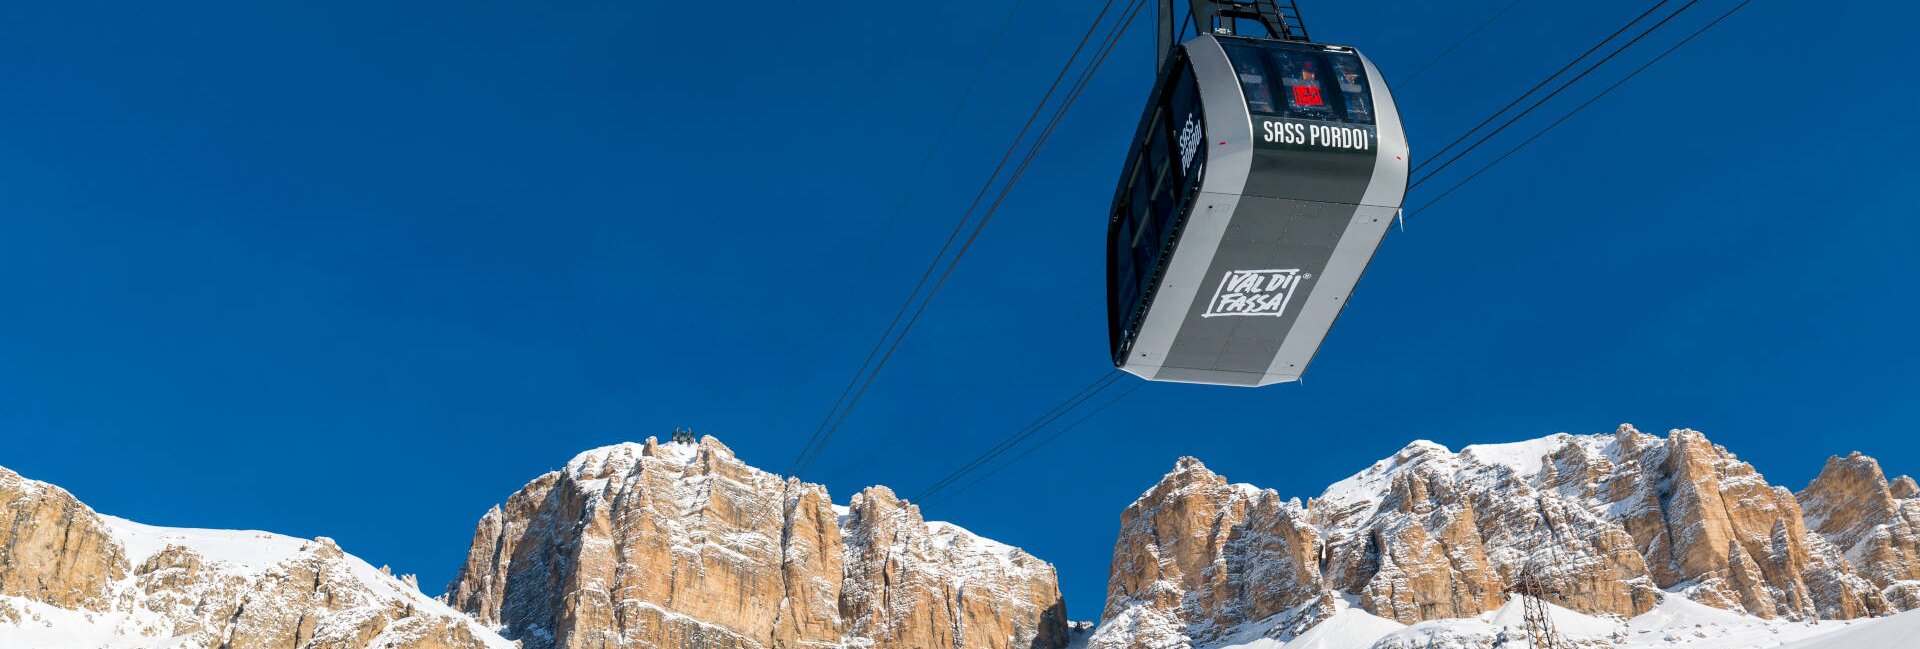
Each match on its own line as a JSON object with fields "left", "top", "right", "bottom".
{"left": 3, "top": 0, "right": 1914, "bottom": 621}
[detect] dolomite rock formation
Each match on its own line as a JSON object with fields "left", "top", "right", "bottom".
{"left": 444, "top": 435, "right": 1069, "bottom": 649}
{"left": 1798, "top": 451, "right": 1920, "bottom": 609}
{"left": 0, "top": 466, "right": 510, "bottom": 649}
{"left": 1090, "top": 426, "right": 1913, "bottom": 649}
{"left": 0, "top": 467, "right": 125, "bottom": 611}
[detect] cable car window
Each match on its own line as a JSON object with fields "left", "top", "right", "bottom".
{"left": 1327, "top": 53, "right": 1374, "bottom": 125}
{"left": 1222, "top": 45, "right": 1277, "bottom": 114}
{"left": 1113, "top": 200, "right": 1139, "bottom": 324}
{"left": 1148, "top": 119, "right": 1170, "bottom": 182}
{"left": 1266, "top": 49, "right": 1337, "bottom": 120}
{"left": 1110, "top": 52, "right": 1208, "bottom": 359}
{"left": 1129, "top": 159, "right": 1152, "bottom": 241}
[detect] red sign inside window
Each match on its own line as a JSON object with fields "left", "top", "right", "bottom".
{"left": 1292, "top": 85, "right": 1324, "bottom": 107}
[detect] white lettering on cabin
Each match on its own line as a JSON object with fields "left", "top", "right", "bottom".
{"left": 1177, "top": 112, "right": 1202, "bottom": 173}
{"left": 1262, "top": 120, "right": 1370, "bottom": 151}
{"left": 1261, "top": 120, "right": 1308, "bottom": 145}
{"left": 1202, "top": 269, "right": 1308, "bottom": 318}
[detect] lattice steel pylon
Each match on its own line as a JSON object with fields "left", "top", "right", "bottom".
{"left": 1514, "top": 570, "right": 1565, "bottom": 649}
{"left": 1504, "top": 504, "right": 1569, "bottom": 649}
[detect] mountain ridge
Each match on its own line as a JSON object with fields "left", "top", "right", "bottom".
{"left": 0, "top": 435, "right": 1070, "bottom": 649}
{"left": 3, "top": 424, "right": 1915, "bottom": 649}
{"left": 1087, "top": 424, "right": 1920, "bottom": 649}
{"left": 0, "top": 464, "right": 513, "bottom": 649}
{"left": 442, "top": 434, "right": 1071, "bottom": 649}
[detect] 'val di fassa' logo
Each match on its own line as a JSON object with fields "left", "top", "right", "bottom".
{"left": 1202, "top": 269, "right": 1308, "bottom": 318}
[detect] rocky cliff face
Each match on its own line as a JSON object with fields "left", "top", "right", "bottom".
{"left": 444, "top": 435, "right": 1069, "bottom": 649}
{"left": 1798, "top": 451, "right": 1920, "bottom": 610}
{"left": 0, "top": 466, "right": 510, "bottom": 649}
{"left": 1090, "top": 426, "right": 1915, "bottom": 649}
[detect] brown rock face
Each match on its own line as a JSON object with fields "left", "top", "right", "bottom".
{"left": 1799, "top": 452, "right": 1920, "bottom": 610}
{"left": 1354, "top": 444, "right": 1505, "bottom": 623}
{"left": 1090, "top": 426, "right": 1918, "bottom": 648}
{"left": 1655, "top": 429, "right": 1818, "bottom": 616}
{"left": 841, "top": 486, "right": 1067, "bottom": 649}
{"left": 0, "top": 467, "right": 125, "bottom": 610}
{"left": 0, "top": 466, "right": 505, "bottom": 648}
{"left": 1095, "top": 458, "right": 1327, "bottom": 648}
{"left": 445, "top": 436, "right": 1069, "bottom": 649}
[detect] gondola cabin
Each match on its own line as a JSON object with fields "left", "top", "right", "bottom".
{"left": 1107, "top": 33, "right": 1408, "bottom": 386}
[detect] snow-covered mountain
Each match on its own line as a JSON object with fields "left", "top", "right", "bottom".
{"left": 8, "top": 425, "right": 1916, "bottom": 649}
{"left": 0, "top": 434, "right": 1068, "bottom": 649}
{"left": 1088, "top": 424, "right": 1920, "bottom": 649}
{"left": 442, "top": 435, "right": 1070, "bottom": 649}
{"left": 0, "top": 466, "right": 512, "bottom": 649}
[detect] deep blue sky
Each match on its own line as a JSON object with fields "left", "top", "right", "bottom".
{"left": 3, "top": 0, "right": 1914, "bottom": 621}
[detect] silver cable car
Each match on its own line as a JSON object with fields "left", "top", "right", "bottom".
{"left": 1108, "top": 0, "right": 1408, "bottom": 386}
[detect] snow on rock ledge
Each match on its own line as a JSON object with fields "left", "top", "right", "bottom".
{"left": 0, "top": 466, "right": 510, "bottom": 649}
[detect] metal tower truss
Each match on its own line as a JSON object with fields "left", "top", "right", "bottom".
{"left": 1157, "top": 0, "right": 1312, "bottom": 70}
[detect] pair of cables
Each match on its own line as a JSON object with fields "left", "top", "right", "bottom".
{"left": 792, "top": 0, "right": 1152, "bottom": 478}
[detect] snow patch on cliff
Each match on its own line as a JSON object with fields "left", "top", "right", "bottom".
{"left": 101, "top": 515, "right": 309, "bottom": 572}
{"left": 1460, "top": 434, "right": 1569, "bottom": 480}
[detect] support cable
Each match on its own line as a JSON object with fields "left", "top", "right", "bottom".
{"left": 789, "top": 0, "right": 1127, "bottom": 476}
{"left": 921, "top": 379, "right": 1144, "bottom": 507}
{"left": 1408, "top": 0, "right": 1753, "bottom": 217}
{"left": 910, "top": 371, "right": 1124, "bottom": 503}
{"left": 1411, "top": 0, "right": 1673, "bottom": 177}
{"left": 1396, "top": 0, "right": 1530, "bottom": 87}
{"left": 1410, "top": 0, "right": 1701, "bottom": 189}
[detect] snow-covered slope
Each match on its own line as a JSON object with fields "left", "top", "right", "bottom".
{"left": 0, "top": 466, "right": 511, "bottom": 649}
{"left": 1174, "top": 591, "right": 1891, "bottom": 649}
{"left": 1773, "top": 605, "right": 1920, "bottom": 648}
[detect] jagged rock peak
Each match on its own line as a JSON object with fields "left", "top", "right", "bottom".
{"left": 1096, "top": 453, "right": 1319, "bottom": 648}
{"left": 1894, "top": 474, "right": 1920, "bottom": 500}
{"left": 1398, "top": 438, "right": 1452, "bottom": 456}
{"left": 446, "top": 433, "right": 1069, "bottom": 649}
{"left": 1135, "top": 456, "right": 1225, "bottom": 496}
{"left": 561, "top": 433, "right": 734, "bottom": 478}
{"left": 1799, "top": 449, "right": 1920, "bottom": 610}
{"left": 1089, "top": 425, "right": 1919, "bottom": 649}
{"left": 1801, "top": 452, "right": 1896, "bottom": 532}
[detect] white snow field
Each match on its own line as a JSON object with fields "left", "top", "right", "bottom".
{"left": 1772, "top": 606, "right": 1920, "bottom": 648}
{"left": 1175, "top": 594, "right": 1920, "bottom": 649}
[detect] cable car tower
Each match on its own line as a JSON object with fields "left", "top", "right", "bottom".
{"left": 1502, "top": 508, "right": 1571, "bottom": 649}
{"left": 1109, "top": 0, "right": 1408, "bottom": 386}
{"left": 1157, "top": 0, "right": 1311, "bottom": 68}
{"left": 1510, "top": 564, "right": 1567, "bottom": 649}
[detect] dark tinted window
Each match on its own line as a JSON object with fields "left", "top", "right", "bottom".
{"left": 1110, "top": 55, "right": 1207, "bottom": 358}
{"left": 1327, "top": 53, "right": 1374, "bottom": 125}
{"left": 1222, "top": 45, "right": 1277, "bottom": 114}
{"left": 1267, "top": 49, "right": 1338, "bottom": 120}
{"left": 1222, "top": 39, "right": 1376, "bottom": 125}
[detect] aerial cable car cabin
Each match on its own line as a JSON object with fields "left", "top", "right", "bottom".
{"left": 1108, "top": 0, "right": 1408, "bottom": 387}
